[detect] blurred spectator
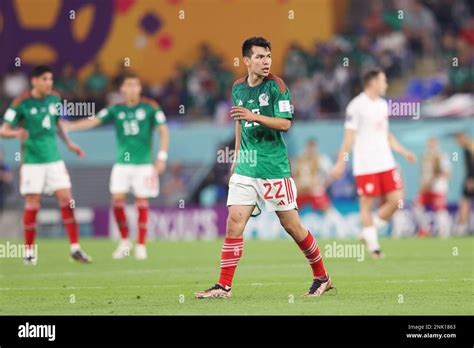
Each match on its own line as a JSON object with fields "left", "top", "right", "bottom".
{"left": 2, "top": 67, "right": 28, "bottom": 99}
{"left": 55, "top": 63, "right": 80, "bottom": 100}
{"left": 161, "top": 161, "right": 187, "bottom": 204}
{"left": 84, "top": 62, "right": 109, "bottom": 109}
{"left": 414, "top": 137, "right": 452, "bottom": 237}
{"left": 283, "top": 43, "right": 309, "bottom": 83}
{"left": 0, "top": 149, "right": 13, "bottom": 215}
{"left": 403, "top": 0, "right": 437, "bottom": 57}
{"left": 459, "top": 16, "right": 474, "bottom": 46}
{"left": 293, "top": 139, "right": 345, "bottom": 235}
{"left": 290, "top": 77, "right": 318, "bottom": 120}
{"left": 453, "top": 132, "right": 474, "bottom": 235}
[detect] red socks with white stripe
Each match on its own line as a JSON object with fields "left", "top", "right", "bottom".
{"left": 23, "top": 204, "right": 39, "bottom": 250}
{"left": 113, "top": 201, "right": 148, "bottom": 244}
{"left": 137, "top": 202, "right": 148, "bottom": 245}
{"left": 113, "top": 202, "right": 129, "bottom": 240}
{"left": 297, "top": 231, "right": 327, "bottom": 279}
{"left": 60, "top": 204, "right": 80, "bottom": 250}
{"left": 218, "top": 237, "right": 244, "bottom": 288}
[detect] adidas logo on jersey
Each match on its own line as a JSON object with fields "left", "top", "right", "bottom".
{"left": 277, "top": 200, "right": 286, "bottom": 206}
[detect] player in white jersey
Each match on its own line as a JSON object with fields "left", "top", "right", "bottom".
{"left": 331, "top": 68, "right": 417, "bottom": 258}
{"left": 414, "top": 137, "right": 452, "bottom": 238}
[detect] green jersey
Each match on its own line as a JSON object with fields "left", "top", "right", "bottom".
{"left": 97, "top": 98, "right": 166, "bottom": 165}
{"left": 232, "top": 73, "right": 293, "bottom": 179}
{"left": 3, "top": 91, "right": 62, "bottom": 164}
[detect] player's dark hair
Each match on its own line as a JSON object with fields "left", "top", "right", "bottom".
{"left": 31, "top": 65, "right": 53, "bottom": 78}
{"left": 119, "top": 72, "right": 140, "bottom": 86}
{"left": 362, "top": 68, "right": 383, "bottom": 87}
{"left": 242, "top": 37, "right": 271, "bottom": 58}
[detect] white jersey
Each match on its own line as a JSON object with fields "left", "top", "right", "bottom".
{"left": 344, "top": 92, "right": 396, "bottom": 176}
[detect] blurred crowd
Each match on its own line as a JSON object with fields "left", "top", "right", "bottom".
{"left": 0, "top": 0, "right": 472, "bottom": 121}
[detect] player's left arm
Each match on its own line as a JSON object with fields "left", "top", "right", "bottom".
{"left": 154, "top": 107, "right": 169, "bottom": 175}
{"left": 230, "top": 81, "right": 292, "bottom": 132}
{"left": 388, "top": 132, "right": 416, "bottom": 163}
{"left": 230, "top": 107, "right": 291, "bottom": 132}
{"left": 57, "top": 119, "right": 85, "bottom": 159}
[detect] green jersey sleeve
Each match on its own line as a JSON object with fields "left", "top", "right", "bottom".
{"left": 97, "top": 106, "right": 114, "bottom": 124}
{"left": 3, "top": 100, "right": 24, "bottom": 127}
{"left": 153, "top": 105, "right": 167, "bottom": 126}
{"left": 271, "top": 80, "right": 293, "bottom": 119}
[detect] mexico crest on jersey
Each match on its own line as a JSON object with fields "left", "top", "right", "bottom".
{"left": 259, "top": 93, "right": 269, "bottom": 106}
{"left": 135, "top": 108, "right": 146, "bottom": 120}
{"left": 49, "top": 103, "right": 57, "bottom": 116}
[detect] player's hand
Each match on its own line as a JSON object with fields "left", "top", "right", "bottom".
{"left": 155, "top": 159, "right": 166, "bottom": 175}
{"left": 68, "top": 142, "right": 85, "bottom": 159}
{"left": 403, "top": 150, "right": 417, "bottom": 164}
{"left": 230, "top": 106, "right": 258, "bottom": 122}
{"left": 329, "top": 160, "right": 346, "bottom": 181}
{"left": 15, "top": 128, "right": 29, "bottom": 141}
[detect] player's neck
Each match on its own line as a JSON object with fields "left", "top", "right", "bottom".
{"left": 30, "top": 89, "right": 47, "bottom": 99}
{"left": 247, "top": 72, "right": 265, "bottom": 87}
{"left": 125, "top": 97, "right": 140, "bottom": 107}
{"left": 363, "top": 89, "right": 379, "bottom": 101}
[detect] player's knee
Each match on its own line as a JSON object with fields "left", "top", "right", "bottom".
{"left": 112, "top": 197, "right": 126, "bottom": 207}
{"left": 280, "top": 219, "right": 302, "bottom": 236}
{"left": 389, "top": 191, "right": 404, "bottom": 207}
{"left": 226, "top": 214, "right": 245, "bottom": 237}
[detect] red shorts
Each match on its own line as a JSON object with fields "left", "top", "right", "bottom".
{"left": 355, "top": 168, "right": 403, "bottom": 197}
{"left": 297, "top": 193, "right": 330, "bottom": 211}
{"left": 417, "top": 191, "right": 447, "bottom": 211}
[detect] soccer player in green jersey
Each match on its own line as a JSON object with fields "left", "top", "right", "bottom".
{"left": 64, "top": 73, "right": 169, "bottom": 260}
{"left": 0, "top": 65, "right": 91, "bottom": 264}
{"left": 195, "top": 37, "right": 332, "bottom": 298}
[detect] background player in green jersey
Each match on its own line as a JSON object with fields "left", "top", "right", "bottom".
{"left": 195, "top": 37, "right": 332, "bottom": 299}
{"left": 0, "top": 65, "right": 91, "bottom": 264}
{"left": 64, "top": 73, "right": 169, "bottom": 260}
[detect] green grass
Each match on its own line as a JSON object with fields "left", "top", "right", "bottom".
{"left": 0, "top": 237, "right": 473, "bottom": 315}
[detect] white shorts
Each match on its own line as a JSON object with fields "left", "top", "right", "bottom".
{"left": 227, "top": 173, "right": 298, "bottom": 216}
{"left": 110, "top": 164, "right": 159, "bottom": 198}
{"left": 20, "top": 160, "right": 71, "bottom": 195}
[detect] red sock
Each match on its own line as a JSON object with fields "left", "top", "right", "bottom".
{"left": 113, "top": 203, "right": 129, "bottom": 239}
{"left": 297, "top": 231, "right": 327, "bottom": 279}
{"left": 137, "top": 203, "right": 148, "bottom": 245}
{"left": 218, "top": 237, "right": 244, "bottom": 288}
{"left": 23, "top": 205, "right": 39, "bottom": 249}
{"left": 60, "top": 205, "right": 79, "bottom": 245}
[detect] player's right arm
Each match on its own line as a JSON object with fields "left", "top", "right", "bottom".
{"left": 331, "top": 129, "right": 355, "bottom": 181}
{"left": 230, "top": 87, "right": 242, "bottom": 175}
{"left": 330, "top": 101, "right": 357, "bottom": 181}
{"left": 0, "top": 102, "right": 29, "bottom": 140}
{"left": 63, "top": 117, "right": 101, "bottom": 132}
{"left": 64, "top": 107, "right": 113, "bottom": 132}
{"left": 230, "top": 121, "right": 241, "bottom": 175}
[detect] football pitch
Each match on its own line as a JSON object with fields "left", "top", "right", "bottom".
{"left": 0, "top": 237, "right": 472, "bottom": 315}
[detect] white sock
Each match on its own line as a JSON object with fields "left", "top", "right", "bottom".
{"left": 70, "top": 243, "right": 80, "bottom": 252}
{"left": 361, "top": 226, "right": 380, "bottom": 252}
{"left": 373, "top": 214, "right": 388, "bottom": 230}
{"left": 454, "top": 223, "right": 468, "bottom": 236}
{"left": 436, "top": 211, "right": 451, "bottom": 238}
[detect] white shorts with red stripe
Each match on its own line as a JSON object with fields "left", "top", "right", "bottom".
{"left": 227, "top": 173, "right": 298, "bottom": 217}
